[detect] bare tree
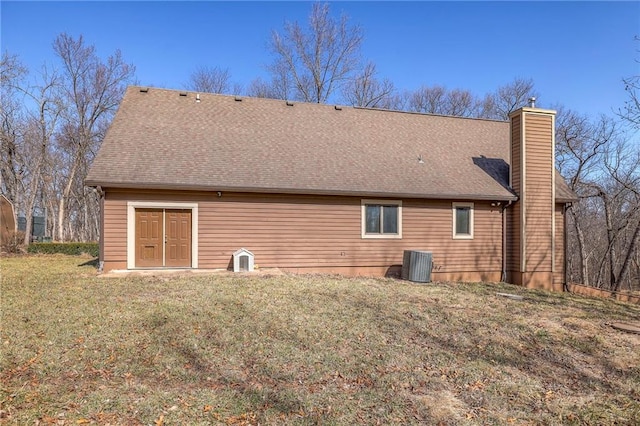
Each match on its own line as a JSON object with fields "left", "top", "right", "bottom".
{"left": 481, "top": 78, "right": 539, "bottom": 120}
{"left": 620, "top": 74, "right": 640, "bottom": 127}
{"left": 2, "top": 36, "right": 134, "bottom": 244}
{"left": 556, "top": 104, "right": 640, "bottom": 292}
{"left": 600, "top": 138, "right": 640, "bottom": 291}
{"left": 186, "top": 65, "right": 232, "bottom": 94}
{"left": 247, "top": 77, "right": 275, "bottom": 99}
{"left": 618, "top": 36, "right": 640, "bottom": 128}
{"left": 445, "top": 89, "right": 479, "bottom": 117}
{"left": 1, "top": 54, "right": 62, "bottom": 244}
{"left": 19, "top": 66, "right": 61, "bottom": 244}
{"left": 0, "top": 52, "right": 28, "bottom": 227}
{"left": 342, "top": 62, "right": 395, "bottom": 108}
{"left": 407, "top": 85, "right": 479, "bottom": 117}
{"left": 408, "top": 85, "right": 446, "bottom": 114}
{"left": 555, "top": 106, "right": 607, "bottom": 189}
{"left": 247, "top": 76, "right": 295, "bottom": 100}
{"left": 53, "top": 33, "right": 135, "bottom": 242}
{"left": 400, "top": 77, "right": 537, "bottom": 119}
{"left": 556, "top": 107, "right": 613, "bottom": 286}
{"left": 621, "top": 80, "right": 640, "bottom": 127}
{"left": 382, "top": 91, "right": 411, "bottom": 111}
{"left": 268, "top": 2, "right": 363, "bottom": 103}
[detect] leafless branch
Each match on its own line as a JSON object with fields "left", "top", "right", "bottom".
{"left": 268, "top": 2, "right": 363, "bottom": 103}
{"left": 186, "top": 65, "right": 232, "bottom": 94}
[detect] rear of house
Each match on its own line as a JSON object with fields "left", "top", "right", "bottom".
{"left": 86, "top": 87, "right": 576, "bottom": 290}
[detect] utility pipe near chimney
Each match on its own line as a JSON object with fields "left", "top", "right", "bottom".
{"left": 501, "top": 199, "right": 514, "bottom": 283}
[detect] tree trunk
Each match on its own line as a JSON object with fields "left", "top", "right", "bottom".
{"left": 58, "top": 154, "right": 80, "bottom": 242}
{"left": 613, "top": 220, "right": 640, "bottom": 292}
{"left": 570, "top": 208, "right": 589, "bottom": 286}
{"left": 22, "top": 152, "right": 45, "bottom": 245}
{"left": 602, "top": 195, "right": 618, "bottom": 290}
{"left": 22, "top": 178, "right": 39, "bottom": 245}
{"left": 47, "top": 199, "right": 57, "bottom": 241}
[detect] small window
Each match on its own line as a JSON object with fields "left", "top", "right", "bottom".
{"left": 453, "top": 202, "right": 474, "bottom": 239}
{"left": 362, "top": 200, "right": 402, "bottom": 239}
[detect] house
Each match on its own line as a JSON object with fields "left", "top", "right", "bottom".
{"left": 86, "top": 86, "right": 577, "bottom": 290}
{"left": 1, "top": 194, "right": 16, "bottom": 248}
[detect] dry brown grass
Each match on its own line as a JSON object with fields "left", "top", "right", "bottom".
{"left": 1, "top": 255, "right": 639, "bottom": 425}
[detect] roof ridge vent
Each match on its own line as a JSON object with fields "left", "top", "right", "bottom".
{"left": 179, "top": 92, "right": 187, "bottom": 97}
{"left": 139, "top": 87, "right": 149, "bottom": 93}
{"left": 334, "top": 105, "right": 342, "bottom": 111}
{"left": 234, "top": 96, "right": 243, "bottom": 102}
{"left": 286, "top": 101, "right": 294, "bottom": 106}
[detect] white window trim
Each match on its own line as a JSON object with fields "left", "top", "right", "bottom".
{"left": 452, "top": 202, "right": 474, "bottom": 240}
{"left": 361, "top": 199, "right": 402, "bottom": 239}
{"left": 127, "top": 201, "right": 198, "bottom": 269}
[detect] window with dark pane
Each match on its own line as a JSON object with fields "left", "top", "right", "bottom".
{"left": 382, "top": 205, "right": 398, "bottom": 233}
{"left": 365, "top": 204, "right": 398, "bottom": 235}
{"left": 456, "top": 206, "right": 470, "bottom": 235}
{"left": 365, "top": 205, "right": 381, "bottom": 234}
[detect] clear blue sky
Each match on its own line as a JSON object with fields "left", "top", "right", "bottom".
{"left": 2, "top": 1, "right": 638, "bottom": 118}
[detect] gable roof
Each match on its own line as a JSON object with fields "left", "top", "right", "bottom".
{"left": 86, "top": 86, "right": 574, "bottom": 202}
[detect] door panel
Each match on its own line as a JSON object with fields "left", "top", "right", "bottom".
{"left": 135, "top": 209, "right": 163, "bottom": 267}
{"left": 165, "top": 209, "right": 191, "bottom": 267}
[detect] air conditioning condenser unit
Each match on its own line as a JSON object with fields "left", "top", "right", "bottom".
{"left": 401, "top": 250, "right": 433, "bottom": 283}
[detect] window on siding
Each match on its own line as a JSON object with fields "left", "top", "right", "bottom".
{"left": 362, "top": 200, "right": 402, "bottom": 239}
{"left": 453, "top": 202, "right": 474, "bottom": 239}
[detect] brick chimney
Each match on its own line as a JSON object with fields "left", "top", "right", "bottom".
{"left": 507, "top": 104, "right": 558, "bottom": 290}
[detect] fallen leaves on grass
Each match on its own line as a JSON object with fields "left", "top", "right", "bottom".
{"left": 226, "top": 412, "right": 258, "bottom": 425}
{"left": 2, "top": 255, "right": 639, "bottom": 425}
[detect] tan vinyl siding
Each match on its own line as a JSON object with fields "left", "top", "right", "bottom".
{"left": 507, "top": 109, "right": 556, "bottom": 288}
{"left": 524, "top": 114, "right": 553, "bottom": 273}
{"left": 510, "top": 114, "right": 521, "bottom": 194}
{"left": 507, "top": 203, "right": 521, "bottom": 272}
{"left": 99, "top": 195, "right": 105, "bottom": 262}
{"left": 1, "top": 196, "right": 16, "bottom": 247}
{"left": 102, "top": 189, "right": 503, "bottom": 279}
{"left": 103, "top": 193, "right": 128, "bottom": 263}
{"left": 507, "top": 114, "right": 521, "bottom": 274}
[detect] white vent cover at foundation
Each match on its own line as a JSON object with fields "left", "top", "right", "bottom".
{"left": 233, "top": 248, "right": 254, "bottom": 272}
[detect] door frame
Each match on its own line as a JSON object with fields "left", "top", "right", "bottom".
{"left": 127, "top": 201, "right": 198, "bottom": 269}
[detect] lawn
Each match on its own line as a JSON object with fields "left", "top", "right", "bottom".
{"left": 1, "top": 255, "right": 639, "bottom": 425}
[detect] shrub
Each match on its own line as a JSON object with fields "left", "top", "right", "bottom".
{"left": 27, "top": 242, "right": 99, "bottom": 257}
{"left": 1, "top": 231, "right": 26, "bottom": 254}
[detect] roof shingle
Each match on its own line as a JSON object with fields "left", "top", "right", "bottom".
{"left": 86, "top": 86, "right": 575, "bottom": 202}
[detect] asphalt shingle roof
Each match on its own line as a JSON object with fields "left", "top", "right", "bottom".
{"left": 86, "top": 86, "right": 575, "bottom": 202}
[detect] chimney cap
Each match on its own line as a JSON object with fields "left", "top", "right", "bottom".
{"left": 528, "top": 97, "right": 536, "bottom": 108}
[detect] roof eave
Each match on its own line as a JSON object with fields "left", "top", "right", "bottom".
{"left": 86, "top": 180, "right": 518, "bottom": 201}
